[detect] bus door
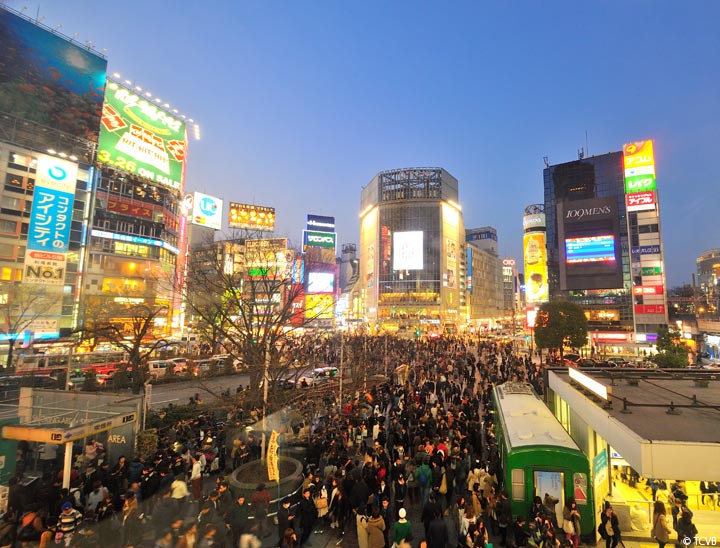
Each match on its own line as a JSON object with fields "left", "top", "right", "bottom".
{"left": 534, "top": 470, "right": 565, "bottom": 522}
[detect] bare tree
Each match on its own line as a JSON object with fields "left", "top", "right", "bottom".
{"left": 185, "top": 235, "right": 332, "bottom": 401}
{"left": 0, "top": 282, "right": 60, "bottom": 370}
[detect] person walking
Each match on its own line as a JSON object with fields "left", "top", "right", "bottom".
{"left": 652, "top": 500, "right": 672, "bottom": 548}
{"left": 251, "top": 483, "right": 271, "bottom": 538}
{"left": 675, "top": 510, "right": 698, "bottom": 548}
{"left": 299, "top": 488, "right": 318, "bottom": 546}
{"left": 190, "top": 455, "right": 203, "bottom": 502}
{"left": 599, "top": 505, "right": 621, "bottom": 548}
{"left": 363, "top": 506, "right": 386, "bottom": 548}
{"left": 562, "top": 497, "right": 581, "bottom": 548}
{"left": 393, "top": 508, "right": 413, "bottom": 547}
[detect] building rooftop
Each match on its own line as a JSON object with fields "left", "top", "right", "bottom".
{"left": 548, "top": 367, "right": 720, "bottom": 480}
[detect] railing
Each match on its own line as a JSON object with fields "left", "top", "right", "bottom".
{"left": 621, "top": 494, "right": 719, "bottom": 530}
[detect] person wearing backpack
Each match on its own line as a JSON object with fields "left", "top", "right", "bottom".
{"left": 416, "top": 460, "right": 432, "bottom": 505}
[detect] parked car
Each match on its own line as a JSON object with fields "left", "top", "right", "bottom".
{"left": 562, "top": 353, "right": 581, "bottom": 366}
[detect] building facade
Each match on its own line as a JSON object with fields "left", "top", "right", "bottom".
{"left": 544, "top": 144, "right": 668, "bottom": 352}
{"left": 359, "top": 168, "right": 464, "bottom": 335}
{"left": 697, "top": 248, "right": 719, "bottom": 316}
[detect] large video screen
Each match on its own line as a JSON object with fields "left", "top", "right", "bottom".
{"left": 565, "top": 235, "right": 616, "bottom": 264}
{"left": 524, "top": 232, "right": 548, "bottom": 303}
{"left": 307, "top": 272, "right": 334, "bottom": 294}
{"left": 0, "top": 9, "right": 108, "bottom": 141}
{"left": 393, "top": 231, "right": 423, "bottom": 271}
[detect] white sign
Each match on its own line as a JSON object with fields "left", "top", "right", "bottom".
{"left": 191, "top": 191, "right": 223, "bottom": 230}
{"left": 393, "top": 231, "right": 424, "bottom": 271}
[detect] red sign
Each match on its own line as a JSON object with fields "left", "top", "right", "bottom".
{"left": 634, "top": 304, "right": 666, "bottom": 315}
{"left": 626, "top": 191, "right": 656, "bottom": 212}
{"left": 107, "top": 198, "right": 154, "bottom": 220}
{"left": 632, "top": 285, "right": 664, "bottom": 296}
{"left": 100, "top": 103, "right": 127, "bottom": 133}
{"left": 595, "top": 332, "right": 629, "bottom": 342}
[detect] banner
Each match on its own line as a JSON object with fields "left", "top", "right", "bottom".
{"left": 267, "top": 430, "right": 280, "bottom": 482}
{"left": 523, "top": 232, "right": 548, "bottom": 302}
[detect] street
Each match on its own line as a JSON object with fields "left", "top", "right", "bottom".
{"left": 149, "top": 372, "right": 250, "bottom": 408}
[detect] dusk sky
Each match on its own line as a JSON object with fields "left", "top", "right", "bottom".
{"left": 8, "top": 0, "right": 719, "bottom": 287}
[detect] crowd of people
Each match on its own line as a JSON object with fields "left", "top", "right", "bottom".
{"left": 0, "top": 335, "right": 702, "bottom": 548}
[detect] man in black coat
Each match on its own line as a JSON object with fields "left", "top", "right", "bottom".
{"left": 427, "top": 510, "right": 448, "bottom": 548}
{"left": 421, "top": 493, "right": 442, "bottom": 540}
{"left": 277, "top": 497, "right": 296, "bottom": 539}
{"left": 299, "top": 488, "right": 318, "bottom": 546}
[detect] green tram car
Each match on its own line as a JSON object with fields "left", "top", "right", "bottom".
{"left": 493, "top": 382, "right": 595, "bottom": 536}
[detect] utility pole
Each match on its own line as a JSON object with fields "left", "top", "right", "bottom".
{"left": 339, "top": 335, "right": 344, "bottom": 410}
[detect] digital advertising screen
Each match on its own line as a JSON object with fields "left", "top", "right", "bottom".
{"left": 306, "top": 214, "right": 335, "bottom": 232}
{"left": 393, "top": 231, "right": 423, "bottom": 270}
{"left": 558, "top": 197, "right": 622, "bottom": 290}
{"left": 523, "top": 232, "right": 548, "bottom": 303}
{"left": 0, "top": 8, "right": 108, "bottom": 142}
{"left": 98, "top": 81, "right": 187, "bottom": 191}
{"left": 307, "top": 272, "right": 335, "bottom": 294}
{"left": 565, "top": 235, "right": 616, "bottom": 264}
{"left": 304, "top": 230, "right": 336, "bottom": 249}
{"left": 228, "top": 203, "right": 275, "bottom": 231}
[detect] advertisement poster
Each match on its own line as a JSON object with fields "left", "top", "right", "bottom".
{"left": 523, "top": 233, "right": 548, "bottom": 302}
{"left": 446, "top": 238, "right": 457, "bottom": 288}
{"left": 98, "top": 81, "right": 187, "bottom": 190}
{"left": 191, "top": 192, "right": 223, "bottom": 230}
{"left": 393, "top": 231, "right": 423, "bottom": 271}
{"left": 23, "top": 156, "right": 78, "bottom": 286}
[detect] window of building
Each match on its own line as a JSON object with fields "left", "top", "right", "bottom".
{"left": 0, "top": 243, "right": 15, "bottom": 258}
{"left": 0, "top": 220, "right": 17, "bottom": 234}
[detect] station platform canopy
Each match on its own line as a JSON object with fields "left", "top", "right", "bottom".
{"left": 547, "top": 367, "right": 720, "bottom": 481}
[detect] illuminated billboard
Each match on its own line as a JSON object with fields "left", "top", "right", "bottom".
{"left": 306, "top": 214, "right": 335, "bottom": 232}
{"left": 625, "top": 191, "right": 656, "bottom": 212}
{"left": 0, "top": 9, "right": 108, "bottom": 142}
{"left": 393, "top": 231, "right": 423, "bottom": 270}
{"left": 305, "top": 293, "right": 334, "bottom": 319}
{"left": 245, "top": 238, "right": 292, "bottom": 279}
{"left": 307, "top": 272, "right": 335, "bottom": 294}
{"left": 565, "top": 235, "right": 616, "bottom": 264}
{"left": 190, "top": 192, "right": 223, "bottom": 230}
{"left": 523, "top": 232, "right": 548, "bottom": 303}
{"left": 98, "top": 81, "right": 187, "bottom": 190}
{"left": 304, "top": 230, "right": 336, "bottom": 249}
{"left": 23, "top": 156, "right": 78, "bottom": 285}
{"left": 623, "top": 140, "right": 656, "bottom": 193}
{"left": 228, "top": 203, "right": 275, "bottom": 231}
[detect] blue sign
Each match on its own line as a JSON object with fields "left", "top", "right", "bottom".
{"left": 27, "top": 187, "right": 74, "bottom": 253}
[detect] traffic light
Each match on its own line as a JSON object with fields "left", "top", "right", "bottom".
{"left": 415, "top": 329, "right": 421, "bottom": 337}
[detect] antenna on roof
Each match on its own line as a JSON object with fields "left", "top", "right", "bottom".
{"left": 543, "top": 156, "right": 550, "bottom": 168}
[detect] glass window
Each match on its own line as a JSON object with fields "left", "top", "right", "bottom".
{"left": 511, "top": 469, "right": 525, "bottom": 501}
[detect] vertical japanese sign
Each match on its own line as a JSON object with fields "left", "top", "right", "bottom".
{"left": 23, "top": 156, "right": 77, "bottom": 285}
{"left": 267, "top": 430, "right": 280, "bottom": 482}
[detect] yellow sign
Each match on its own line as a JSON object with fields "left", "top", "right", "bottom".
{"left": 305, "top": 294, "right": 334, "bottom": 319}
{"left": 2, "top": 412, "right": 136, "bottom": 444}
{"left": 523, "top": 233, "right": 548, "bottom": 303}
{"left": 267, "top": 430, "right": 280, "bottom": 482}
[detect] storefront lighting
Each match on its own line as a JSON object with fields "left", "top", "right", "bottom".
{"left": 568, "top": 368, "right": 610, "bottom": 401}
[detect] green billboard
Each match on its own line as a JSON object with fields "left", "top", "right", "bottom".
{"left": 98, "top": 81, "right": 186, "bottom": 190}
{"left": 624, "top": 173, "right": 656, "bottom": 194}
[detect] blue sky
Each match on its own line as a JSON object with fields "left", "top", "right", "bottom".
{"left": 9, "top": 0, "right": 719, "bottom": 287}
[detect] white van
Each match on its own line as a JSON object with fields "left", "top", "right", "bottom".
{"left": 147, "top": 360, "right": 174, "bottom": 378}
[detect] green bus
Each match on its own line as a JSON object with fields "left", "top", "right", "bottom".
{"left": 493, "top": 382, "right": 594, "bottom": 536}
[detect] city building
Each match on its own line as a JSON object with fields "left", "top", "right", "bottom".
{"left": 303, "top": 215, "right": 338, "bottom": 330}
{"left": 543, "top": 142, "right": 668, "bottom": 354}
{"left": 83, "top": 79, "right": 188, "bottom": 339}
{"left": 696, "top": 248, "right": 719, "bottom": 316}
{"left": 465, "top": 228, "right": 504, "bottom": 329}
{"left": 0, "top": 8, "right": 108, "bottom": 356}
{"left": 359, "top": 167, "right": 464, "bottom": 336}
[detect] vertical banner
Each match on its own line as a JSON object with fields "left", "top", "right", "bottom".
{"left": 267, "top": 430, "right": 280, "bottom": 482}
{"left": 23, "top": 156, "right": 78, "bottom": 285}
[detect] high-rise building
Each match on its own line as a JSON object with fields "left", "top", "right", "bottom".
{"left": 83, "top": 79, "right": 188, "bottom": 337}
{"left": 543, "top": 142, "right": 668, "bottom": 352}
{"left": 359, "top": 168, "right": 464, "bottom": 335}
{"left": 0, "top": 8, "right": 107, "bottom": 351}
{"left": 466, "top": 228, "right": 504, "bottom": 328}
